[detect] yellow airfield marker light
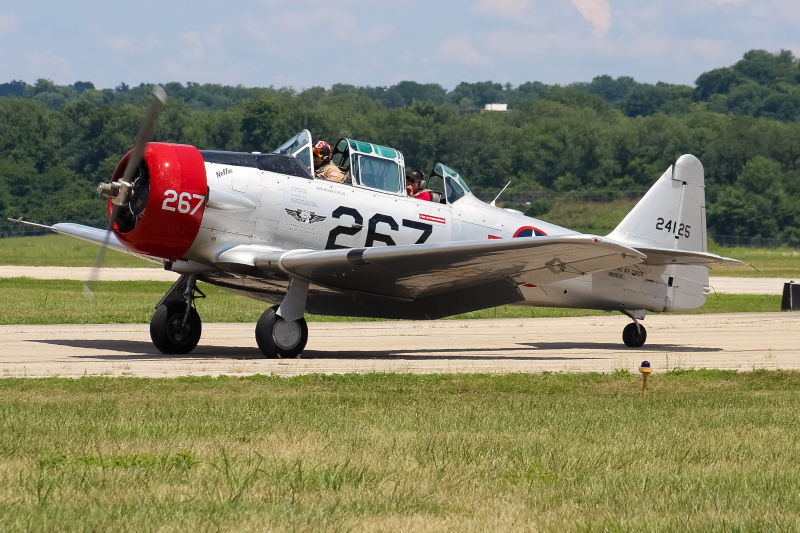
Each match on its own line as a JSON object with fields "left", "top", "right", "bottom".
{"left": 639, "top": 361, "right": 652, "bottom": 398}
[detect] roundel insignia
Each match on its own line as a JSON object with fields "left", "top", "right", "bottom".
{"left": 513, "top": 226, "right": 547, "bottom": 238}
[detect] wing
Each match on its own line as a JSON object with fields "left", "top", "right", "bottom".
{"left": 10, "top": 221, "right": 162, "bottom": 263}
{"left": 254, "top": 235, "right": 645, "bottom": 300}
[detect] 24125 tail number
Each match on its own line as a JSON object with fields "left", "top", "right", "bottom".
{"left": 655, "top": 217, "right": 690, "bottom": 238}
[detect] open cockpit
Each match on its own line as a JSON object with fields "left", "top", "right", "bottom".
{"left": 274, "top": 129, "right": 473, "bottom": 206}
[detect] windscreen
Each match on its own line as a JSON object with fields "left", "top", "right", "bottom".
{"left": 446, "top": 177, "right": 466, "bottom": 203}
{"left": 431, "top": 163, "right": 471, "bottom": 203}
{"left": 272, "top": 130, "right": 312, "bottom": 175}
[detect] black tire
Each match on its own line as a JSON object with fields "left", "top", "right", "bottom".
{"left": 150, "top": 302, "right": 202, "bottom": 354}
{"left": 255, "top": 305, "right": 308, "bottom": 358}
{"left": 622, "top": 323, "right": 647, "bottom": 348}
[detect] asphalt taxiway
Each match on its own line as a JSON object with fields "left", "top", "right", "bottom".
{"left": 1, "top": 313, "right": 797, "bottom": 378}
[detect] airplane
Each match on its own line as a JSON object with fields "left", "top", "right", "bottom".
{"left": 14, "top": 88, "right": 740, "bottom": 358}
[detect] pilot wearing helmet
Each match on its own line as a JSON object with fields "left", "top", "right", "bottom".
{"left": 406, "top": 170, "right": 432, "bottom": 201}
{"left": 313, "top": 141, "right": 346, "bottom": 183}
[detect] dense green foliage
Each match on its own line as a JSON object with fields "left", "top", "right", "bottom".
{"left": 2, "top": 372, "right": 800, "bottom": 531}
{"left": 2, "top": 49, "right": 800, "bottom": 242}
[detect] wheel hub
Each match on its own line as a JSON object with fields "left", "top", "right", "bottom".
{"left": 273, "top": 319, "right": 302, "bottom": 349}
{"left": 167, "top": 316, "right": 192, "bottom": 344}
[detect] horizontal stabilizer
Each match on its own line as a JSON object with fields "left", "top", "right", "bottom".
{"left": 631, "top": 246, "right": 743, "bottom": 266}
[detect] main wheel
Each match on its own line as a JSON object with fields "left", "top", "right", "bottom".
{"left": 150, "top": 302, "right": 202, "bottom": 354}
{"left": 622, "top": 323, "right": 647, "bottom": 348}
{"left": 255, "top": 305, "right": 308, "bottom": 358}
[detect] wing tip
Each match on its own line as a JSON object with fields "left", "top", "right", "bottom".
{"left": 7, "top": 218, "right": 54, "bottom": 231}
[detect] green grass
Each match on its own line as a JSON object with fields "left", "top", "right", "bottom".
{"left": 0, "top": 234, "right": 157, "bottom": 267}
{"left": 1, "top": 372, "right": 800, "bottom": 531}
{"left": 0, "top": 278, "right": 782, "bottom": 325}
{"left": 705, "top": 245, "right": 800, "bottom": 279}
{"left": 0, "top": 279, "right": 268, "bottom": 325}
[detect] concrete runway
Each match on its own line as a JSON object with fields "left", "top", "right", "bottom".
{"left": 0, "top": 266, "right": 792, "bottom": 294}
{"left": 2, "top": 313, "right": 798, "bottom": 378}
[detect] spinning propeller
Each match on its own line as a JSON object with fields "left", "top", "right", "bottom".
{"left": 85, "top": 85, "right": 167, "bottom": 298}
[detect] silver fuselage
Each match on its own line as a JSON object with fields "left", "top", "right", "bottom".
{"left": 176, "top": 161, "right": 705, "bottom": 319}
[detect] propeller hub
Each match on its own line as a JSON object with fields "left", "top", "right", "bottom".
{"left": 112, "top": 181, "right": 133, "bottom": 207}
{"left": 97, "top": 182, "right": 120, "bottom": 199}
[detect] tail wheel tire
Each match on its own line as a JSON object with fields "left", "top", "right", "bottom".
{"left": 150, "top": 302, "right": 202, "bottom": 354}
{"left": 255, "top": 305, "right": 308, "bottom": 359}
{"left": 622, "top": 323, "right": 647, "bottom": 348}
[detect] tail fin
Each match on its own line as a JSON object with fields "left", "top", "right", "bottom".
{"left": 608, "top": 154, "right": 707, "bottom": 253}
{"left": 608, "top": 155, "right": 709, "bottom": 311}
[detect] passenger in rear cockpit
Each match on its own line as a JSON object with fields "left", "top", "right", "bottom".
{"left": 406, "top": 170, "right": 431, "bottom": 201}
{"left": 313, "top": 141, "right": 346, "bottom": 183}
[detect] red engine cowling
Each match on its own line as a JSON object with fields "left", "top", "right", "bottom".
{"left": 110, "top": 143, "right": 207, "bottom": 260}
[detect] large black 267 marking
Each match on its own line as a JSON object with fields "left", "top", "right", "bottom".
{"left": 325, "top": 207, "right": 362, "bottom": 250}
{"left": 325, "top": 206, "right": 433, "bottom": 249}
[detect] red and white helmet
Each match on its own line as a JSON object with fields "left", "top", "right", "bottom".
{"left": 313, "top": 141, "right": 331, "bottom": 158}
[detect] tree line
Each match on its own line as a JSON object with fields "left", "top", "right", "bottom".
{"left": 1, "top": 49, "right": 799, "bottom": 243}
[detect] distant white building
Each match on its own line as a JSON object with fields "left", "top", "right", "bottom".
{"left": 483, "top": 103, "right": 508, "bottom": 112}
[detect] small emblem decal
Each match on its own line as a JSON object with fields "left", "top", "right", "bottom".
{"left": 285, "top": 208, "right": 327, "bottom": 224}
{"left": 419, "top": 213, "right": 446, "bottom": 225}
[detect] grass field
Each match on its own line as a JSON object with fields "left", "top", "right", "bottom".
{"left": 0, "top": 278, "right": 782, "bottom": 325}
{"left": 704, "top": 246, "right": 800, "bottom": 279}
{"left": 1, "top": 372, "right": 799, "bottom": 531}
{"left": 0, "top": 234, "right": 157, "bottom": 268}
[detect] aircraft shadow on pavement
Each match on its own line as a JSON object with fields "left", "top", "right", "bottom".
{"left": 34, "top": 339, "right": 262, "bottom": 359}
{"left": 33, "top": 338, "right": 718, "bottom": 362}
{"left": 518, "top": 342, "right": 721, "bottom": 353}
{"left": 33, "top": 339, "right": 601, "bottom": 362}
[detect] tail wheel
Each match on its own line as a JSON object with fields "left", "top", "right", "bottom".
{"left": 255, "top": 305, "right": 308, "bottom": 358}
{"left": 622, "top": 323, "right": 647, "bottom": 348}
{"left": 150, "top": 301, "right": 202, "bottom": 354}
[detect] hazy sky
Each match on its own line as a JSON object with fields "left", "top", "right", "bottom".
{"left": 1, "top": 0, "right": 798, "bottom": 90}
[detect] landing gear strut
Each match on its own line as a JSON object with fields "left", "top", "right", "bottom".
{"left": 255, "top": 278, "right": 310, "bottom": 358}
{"left": 150, "top": 274, "right": 205, "bottom": 354}
{"left": 621, "top": 309, "right": 647, "bottom": 348}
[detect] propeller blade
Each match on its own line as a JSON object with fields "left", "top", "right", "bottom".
{"left": 84, "top": 86, "right": 167, "bottom": 298}
{"left": 113, "top": 85, "right": 167, "bottom": 207}
{"left": 83, "top": 205, "right": 119, "bottom": 299}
